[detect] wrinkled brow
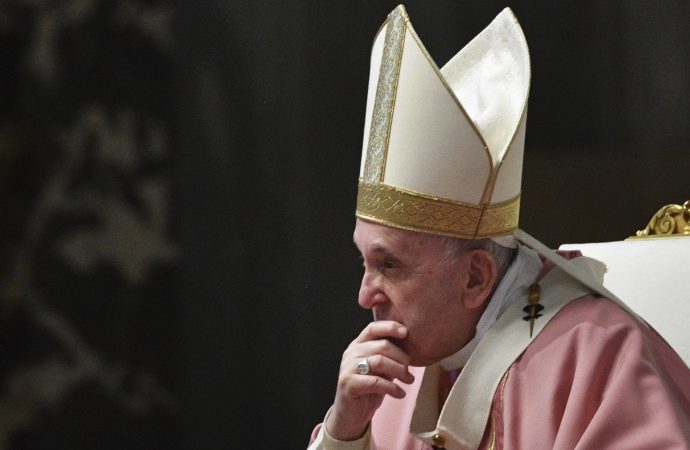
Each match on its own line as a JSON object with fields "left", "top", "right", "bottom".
{"left": 369, "top": 246, "right": 397, "bottom": 258}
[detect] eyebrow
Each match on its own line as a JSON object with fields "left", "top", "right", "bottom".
{"left": 369, "top": 246, "right": 405, "bottom": 266}
{"left": 370, "top": 246, "right": 396, "bottom": 257}
{"left": 352, "top": 241, "right": 397, "bottom": 257}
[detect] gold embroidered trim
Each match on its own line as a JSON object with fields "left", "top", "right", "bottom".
{"left": 489, "top": 371, "right": 510, "bottom": 450}
{"left": 356, "top": 182, "right": 520, "bottom": 239}
{"left": 363, "top": 6, "right": 406, "bottom": 183}
{"left": 487, "top": 409, "right": 496, "bottom": 450}
{"left": 475, "top": 194, "right": 520, "bottom": 238}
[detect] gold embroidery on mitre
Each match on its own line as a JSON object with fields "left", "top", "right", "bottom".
{"left": 363, "top": 6, "right": 406, "bottom": 183}
{"left": 356, "top": 181, "right": 520, "bottom": 239}
{"left": 475, "top": 195, "right": 521, "bottom": 238}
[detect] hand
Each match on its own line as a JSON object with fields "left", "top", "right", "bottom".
{"left": 325, "top": 321, "right": 415, "bottom": 441}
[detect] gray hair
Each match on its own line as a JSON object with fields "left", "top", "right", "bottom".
{"left": 434, "top": 235, "right": 517, "bottom": 283}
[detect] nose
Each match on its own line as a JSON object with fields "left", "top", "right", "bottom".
{"left": 358, "top": 272, "right": 388, "bottom": 309}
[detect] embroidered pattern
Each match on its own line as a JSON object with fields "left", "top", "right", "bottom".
{"left": 356, "top": 182, "right": 520, "bottom": 238}
{"left": 363, "top": 7, "right": 406, "bottom": 183}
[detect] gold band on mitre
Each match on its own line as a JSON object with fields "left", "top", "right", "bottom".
{"left": 356, "top": 181, "right": 520, "bottom": 239}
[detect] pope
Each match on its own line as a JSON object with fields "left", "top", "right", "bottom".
{"left": 309, "top": 5, "right": 690, "bottom": 450}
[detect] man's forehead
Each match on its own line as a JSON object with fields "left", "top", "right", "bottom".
{"left": 353, "top": 219, "right": 431, "bottom": 253}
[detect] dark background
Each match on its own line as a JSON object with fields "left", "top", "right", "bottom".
{"left": 1, "top": 1, "right": 688, "bottom": 449}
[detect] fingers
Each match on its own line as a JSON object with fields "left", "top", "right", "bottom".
{"left": 327, "top": 322, "right": 414, "bottom": 441}
{"left": 342, "top": 322, "right": 414, "bottom": 385}
{"left": 361, "top": 354, "right": 415, "bottom": 384}
{"left": 351, "top": 320, "right": 411, "bottom": 369}
{"left": 354, "top": 320, "right": 407, "bottom": 344}
{"left": 346, "top": 337, "right": 410, "bottom": 367}
{"left": 338, "top": 373, "right": 407, "bottom": 399}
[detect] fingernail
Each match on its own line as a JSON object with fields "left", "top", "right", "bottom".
{"left": 397, "top": 326, "right": 407, "bottom": 337}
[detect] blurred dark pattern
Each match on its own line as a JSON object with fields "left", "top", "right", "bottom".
{"left": 1, "top": 1, "right": 688, "bottom": 449}
{"left": 0, "top": 1, "right": 178, "bottom": 449}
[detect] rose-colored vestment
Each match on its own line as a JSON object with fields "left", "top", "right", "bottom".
{"left": 310, "top": 296, "right": 690, "bottom": 449}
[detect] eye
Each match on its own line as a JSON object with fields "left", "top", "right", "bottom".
{"left": 382, "top": 259, "right": 396, "bottom": 269}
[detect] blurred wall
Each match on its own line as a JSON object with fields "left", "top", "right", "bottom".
{"left": 1, "top": 1, "right": 179, "bottom": 449}
{"left": 1, "top": 1, "right": 688, "bottom": 449}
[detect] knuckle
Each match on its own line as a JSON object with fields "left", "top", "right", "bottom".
{"left": 376, "top": 340, "right": 396, "bottom": 356}
{"left": 369, "top": 354, "right": 384, "bottom": 369}
{"left": 342, "top": 343, "right": 360, "bottom": 360}
{"left": 371, "top": 340, "right": 387, "bottom": 353}
{"left": 337, "top": 376, "right": 351, "bottom": 393}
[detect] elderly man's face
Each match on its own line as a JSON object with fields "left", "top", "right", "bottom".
{"left": 353, "top": 219, "right": 487, "bottom": 366}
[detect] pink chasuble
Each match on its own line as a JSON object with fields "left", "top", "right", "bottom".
{"left": 365, "top": 296, "right": 690, "bottom": 450}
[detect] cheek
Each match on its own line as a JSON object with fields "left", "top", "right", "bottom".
{"left": 390, "top": 276, "right": 459, "bottom": 332}
{"left": 407, "top": 288, "right": 462, "bottom": 338}
{"left": 399, "top": 304, "right": 437, "bottom": 344}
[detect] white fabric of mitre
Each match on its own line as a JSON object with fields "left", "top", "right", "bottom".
{"left": 359, "top": 6, "right": 529, "bottom": 209}
{"left": 441, "top": 7, "right": 529, "bottom": 171}
{"left": 440, "top": 243, "right": 542, "bottom": 371}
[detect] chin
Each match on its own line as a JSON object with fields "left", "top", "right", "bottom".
{"left": 390, "top": 337, "right": 423, "bottom": 366}
{"left": 406, "top": 341, "right": 450, "bottom": 367}
{"left": 409, "top": 354, "right": 434, "bottom": 367}
{"left": 403, "top": 342, "right": 430, "bottom": 367}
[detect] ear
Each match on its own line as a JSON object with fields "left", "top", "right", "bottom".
{"left": 460, "top": 250, "right": 498, "bottom": 310}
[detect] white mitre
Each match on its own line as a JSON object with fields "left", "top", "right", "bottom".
{"left": 356, "top": 5, "right": 530, "bottom": 243}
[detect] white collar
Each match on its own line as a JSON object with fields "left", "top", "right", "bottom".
{"left": 440, "top": 243, "right": 543, "bottom": 370}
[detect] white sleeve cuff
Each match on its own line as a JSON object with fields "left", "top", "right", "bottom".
{"left": 307, "top": 407, "right": 372, "bottom": 450}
